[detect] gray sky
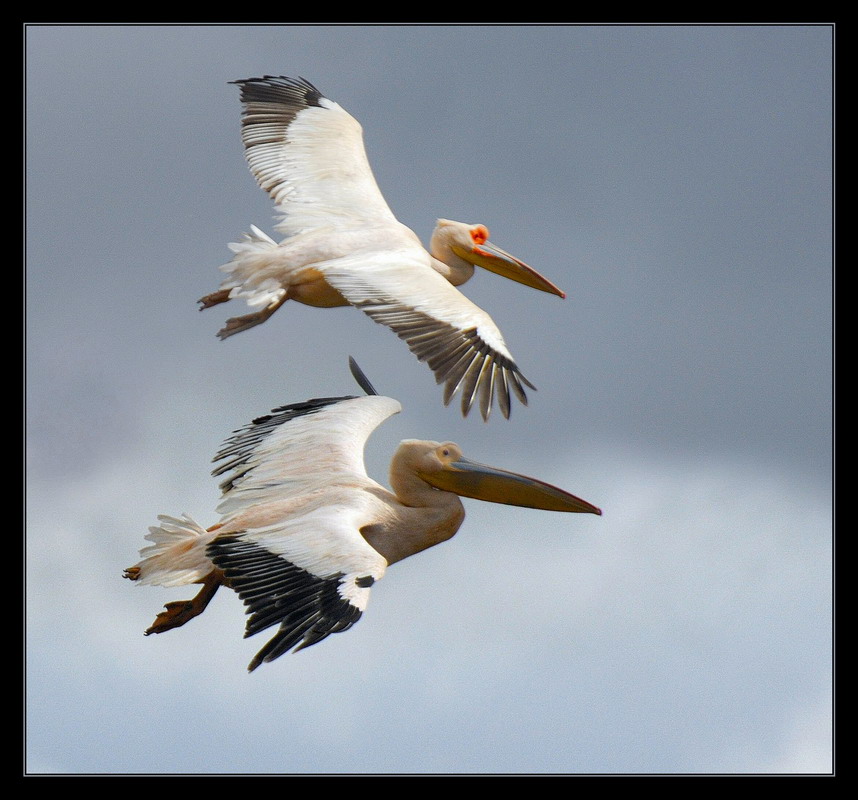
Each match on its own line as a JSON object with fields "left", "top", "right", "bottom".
{"left": 25, "top": 24, "right": 832, "bottom": 775}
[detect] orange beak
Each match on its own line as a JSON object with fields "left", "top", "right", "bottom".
{"left": 420, "top": 456, "right": 601, "bottom": 514}
{"left": 451, "top": 240, "right": 566, "bottom": 298}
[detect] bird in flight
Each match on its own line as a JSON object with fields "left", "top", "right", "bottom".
{"left": 199, "top": 76, "right": 567, "bottom": 420}
{"left": 125, "top": 360, "right": 600, "bottom": 672}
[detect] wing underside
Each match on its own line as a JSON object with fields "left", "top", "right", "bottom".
{"left": 233, "top": 75, "right": 397, "bottom": 235}
{"left": 321, "top": 257, "right": 536, "bottom": 419}
{"left": 207, "top": 393, "right": 397, "bottom": 669}
{"left": 208, "top": 532, "right": 372, "bottom": 670}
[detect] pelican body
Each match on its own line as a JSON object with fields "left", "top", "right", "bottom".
{"left": 125, "top": 363, "right": 600, "bottom": 672}
{"left": 200, "top": 76, "right": 566, "bottom": 420}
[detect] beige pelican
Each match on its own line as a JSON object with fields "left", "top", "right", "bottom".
{"left": 125, "top": 361, "right": 600, "bottom": 672}
{"left": 199, "top": 76, "right": 566, "bottom": 420}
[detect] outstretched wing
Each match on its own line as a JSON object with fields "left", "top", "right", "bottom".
{"left": 212, "top": 393, "right": 400, "bottom": 513}
{"left": 320, "top": 252, "right": 536, "bottom": 421}
{"left": 208, "top": 394, "right": 400, "bottom": 670}
{"left": 232, "top": 75, "right": 398, "bottom": 236}
{"left": 229, "top": 76, "right": 535, "bottom": 420}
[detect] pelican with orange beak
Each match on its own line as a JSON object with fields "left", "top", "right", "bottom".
{"left": 125, "top": 360, "right": 600, "bottom": 672}
{"left": 200, "top": 76, "right": 566, "bottom": 419}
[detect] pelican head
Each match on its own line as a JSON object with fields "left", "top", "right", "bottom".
{"left": 430, "top": 219, "right": 566, "bottom": 298}
{"left": 400, "top": 439, "right": 601, "bottom": 514}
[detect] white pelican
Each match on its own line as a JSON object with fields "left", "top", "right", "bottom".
{"left": 124, "top": 360, "right": 600, "bottom": 672}
{"left": 199, "top": 75, "right": 567, "bottom": 420}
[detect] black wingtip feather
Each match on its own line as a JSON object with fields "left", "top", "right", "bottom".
{"left": 348, "top": 356, "right": 379, "bottom": 396}
{"left": 208, "top": 534, "right": 364, "bottom": 672}
{"left": 230, "top": 75, "right": 324, "bottom": 107}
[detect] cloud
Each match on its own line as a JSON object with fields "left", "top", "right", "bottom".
{"left": 27, "top": 433, "right": 831, "bottom": 773}
{"left": 25, "top": 22, "right": 832, "bottom": 776}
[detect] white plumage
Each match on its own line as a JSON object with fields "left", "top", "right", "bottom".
{"left": 200, "top": 76, "right": 567, "bottom": 420}
{"left": 125, "top": 364, "right": 601, "bottom": 671}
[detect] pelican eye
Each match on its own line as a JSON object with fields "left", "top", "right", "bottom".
{"left": 470, "top": 226, "right": 489, "bottom": 245}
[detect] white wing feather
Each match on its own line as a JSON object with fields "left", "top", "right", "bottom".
{"left": 229, "top": 77, "right": 535, "bottom": 420}
{"left": 205, "top": 393, "right": 400, "bottom": 666}
{"left": 213, "top": 394, "right": 401, "bottom": 517}
{"left": 235, "top": 76, "right": 398, "bottom": 236}
{"left": 320, "top": 252, "right": 535, "bottom": 419}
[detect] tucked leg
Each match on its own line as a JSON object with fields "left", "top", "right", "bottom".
{"left": 216, "top": 295, "right": 288, "bottom": 339}
{"left": 143, "top": 570, "right": 224, "bottom": 636}
{"left": 198, "top": 288, "right": 233, "bottom": 309}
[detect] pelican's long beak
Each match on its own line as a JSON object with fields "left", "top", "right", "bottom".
{"left": 452, "top": 240, "right": 566, "bottom": 298}
{"left": 421, "top": 457, "right": 601, "bottom": 514}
